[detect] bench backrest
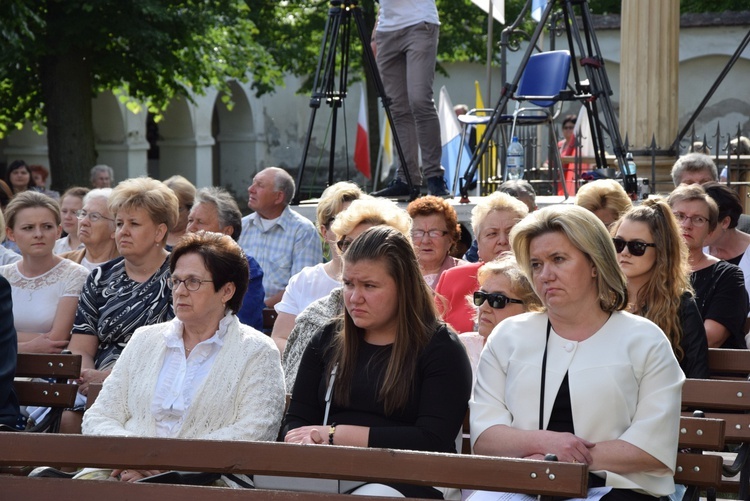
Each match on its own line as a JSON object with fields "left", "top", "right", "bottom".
{"left": 0, "top": 433, "right": 589, "bottom": 498}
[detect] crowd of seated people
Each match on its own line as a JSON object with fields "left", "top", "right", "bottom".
{"left": 6, "top": 152, "right": 750, "bottom": 498}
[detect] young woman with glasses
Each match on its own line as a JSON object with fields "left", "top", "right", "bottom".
{"left": 668, "top": 184, "right": 749, "bottom": 349}
{"left": 610, "top": 199, "right": 709, "bottom": 378}
{"left": 459, "top": 253, "right": 542, "bottom": 378}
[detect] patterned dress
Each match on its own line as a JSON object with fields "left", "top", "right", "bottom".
{"left": 72, "top": 256, "right": 173, "bottom": 370}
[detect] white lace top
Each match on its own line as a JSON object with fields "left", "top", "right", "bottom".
{"left": 0, "top": 259, "right": 89, "bottom": 334}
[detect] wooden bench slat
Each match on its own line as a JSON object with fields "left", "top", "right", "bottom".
{"left": 0, "top": 477, "right": 374, "bottom": 501}
{"left": 15, "top": 353, "right": 82, "bottom": 379}
{"left": 682, "top": 412, "right": 750, "bottom": 442}
{"left": 708, "top": 349, "right": 750, "bottom": 375}
{"left": 682, "top": 379, "right": 750, "bottom": 411}
{"left": 678, "top": 417, "right": 725, "bottom": 449}
{"left": 674, "top": 453, "right": 723, "bottom": 487}
{"left": 13, "top": 381, "right": 78, "bottom": 408}
{"left": 0, "top": 433, "right": 589, "bottom": 497}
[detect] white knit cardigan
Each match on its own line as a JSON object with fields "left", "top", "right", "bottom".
{"left": 82, "top": 315, "right": 286, "bottom": 442}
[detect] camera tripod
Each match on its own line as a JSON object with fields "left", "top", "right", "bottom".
{"left": 459, "top": 0, "right": 631, "bottom": 199}
{"left": 293, "top": 0, "right": 413, "bottom": 204}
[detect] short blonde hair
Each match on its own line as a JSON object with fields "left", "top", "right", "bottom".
{"left": 108, "top": 177, "right": 179, "bottom": 242}
{"left": 331, "top": 198, "right": 412, "bottom": 241}
{"left": 163, "top": 175, "right": 196, "bottom": 208}
{"left": 575, "top": 179, "right": 632, "bottom": 223}
{"left": 315, "top": 182, "right": 365, "bottom": 229}
{"left": 4, "top": 191, "right": 61, "bottom": 228}
{"left": 511, "top": 204, "right": 628, "bottom": 313}
{"left": 471, "top": 191, "right": 528, "bottom": 236}
{"left": 476, "top": 253, "right": 543, "bottom": 312}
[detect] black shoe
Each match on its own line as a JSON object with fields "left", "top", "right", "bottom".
{"left": 426, "top": 176, "right": 451, "bottom": 198}
{"left": 28, "top": 466, "right": 78, "bottom": 479}
{"left": 371, "top": 179, "right": 420, "bottom": 200}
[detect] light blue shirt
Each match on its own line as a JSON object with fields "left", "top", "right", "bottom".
{"left": 238, "top": 206, "right": 322, "bottom": 300}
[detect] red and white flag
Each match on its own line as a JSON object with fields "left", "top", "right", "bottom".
{"left": 354, "top": 83, "right": 371, "bottom": 179}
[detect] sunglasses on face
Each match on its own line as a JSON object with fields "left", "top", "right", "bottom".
{"left": 336, "top": 238, "right": 353, "bottom": 253}
{"left": 473, "top": 291, "right": 524, "bottom": 309}
{"left": 612, "top": 237, "right": 656, "bottom": 257}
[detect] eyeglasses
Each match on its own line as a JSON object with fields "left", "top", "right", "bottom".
{"left": 673, "top": 212, "right": 708, "bottom": 227}
{"left": 473, "top": 291, "right": 524, "bottom": 309}
{"left": 75, "top": 210, "right": 114, "bottom": 223}
{"left": 168, "top": 277, "right": 214, "bottom": 292}
{"left": 336, "top": 238, "right": 353, "bottom": 253}
{"left": 612, "top": 238, "right": 656, "bottom": 257}
{"left": 179, "top": 204, "right": 193, "bottom": 213}
{"left": 411, "top": 229, "right": 449, "bottom": 240}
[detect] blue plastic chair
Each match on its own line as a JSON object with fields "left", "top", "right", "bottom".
{"left": 456, "top": 50, "right": 572, "bottom": 196}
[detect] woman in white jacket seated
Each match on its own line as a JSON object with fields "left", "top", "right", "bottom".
{"left": 82, "top": 231, "right": 286, "bottom": 483}
{"left": 470, "top": 205, "right": 685, "bottom": 501}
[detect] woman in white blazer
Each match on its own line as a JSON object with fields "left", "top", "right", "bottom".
{"left": 470, "top": 205, "right": 684, "bottom": 500}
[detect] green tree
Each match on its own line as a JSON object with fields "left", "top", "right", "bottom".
{"left": 0, "top": 0, "right": 282, "bottom": 190}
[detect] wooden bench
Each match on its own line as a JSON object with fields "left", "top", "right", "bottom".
{"left": 708, "top": 348, "right": 750, "bottom": 379}
{"left": 10, "top": 353, "right": 82, "bottom": 433}
{"left": 682, "top": 378, "right": 750, "bottom": 499}
{"left": 0, "top": 433, "right": 589, "bottom": 500}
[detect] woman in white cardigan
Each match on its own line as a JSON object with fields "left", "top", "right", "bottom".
{"left": 82, "top": 231, "right": 286, "bottom": 483}
{"left": 470, "top": 205, "right": 684, "bottom": 500}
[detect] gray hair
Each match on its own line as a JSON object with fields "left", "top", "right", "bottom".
{"left": 83, "top": 188, "right": 113, "bottom": 205}
{"left": 193, "top": 187, "right": 243, "bottom": 241}
{"left": 670, "top": 153, "right": 717, "bottom": 187}
{"left": 266, "top": 167, "right": 295, "bottom": 205}
{"left": 90, "top": 164, "right": 114, "bottom": 183}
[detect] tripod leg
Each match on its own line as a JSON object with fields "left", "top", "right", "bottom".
{"left": 294, "top": 4, "right": 346, "bottom": 203}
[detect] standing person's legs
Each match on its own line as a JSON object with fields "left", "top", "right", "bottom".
{"left": 404, "top": 22, "right": 443, "bottom": 182}
{"left": 376, "top": 28, "right": 422, "bottom": 187}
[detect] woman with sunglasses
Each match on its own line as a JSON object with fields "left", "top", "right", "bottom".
{"left": 471, "top": 205, "right": 684, "bottom": 500}
{"left": 611, "top": 199, "right": 709, "bottom": 378}
{"left": 668, "top": 184, "right": 749, "bottom": 349}
{"left": 459, "top": 253, "right": 542, "bottom": 377}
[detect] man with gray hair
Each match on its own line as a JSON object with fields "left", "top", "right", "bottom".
{"left": 238, "top": 167, "right": 322, "bottom": 308}
{"left": 187, "top": 187, "right": 265, "bottom": 331}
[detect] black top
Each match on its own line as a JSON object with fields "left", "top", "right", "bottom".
{"left": 691, "top": 260, "right": 749, "bottom": 349}
{"left": 678, "top": 293, "right": 710, "bottom": 378}
{"left": 284, "top": 321, "right": 472, "bottom": 453}
{"left": 0, "top": 276, "right": 20, "bottom": 427}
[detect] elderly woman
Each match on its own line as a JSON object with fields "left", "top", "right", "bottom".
{"left": 81, "top": 231, "right": 285, "bottom": 483}
{"left": 53, "top": 186, "right": 89, "bottom": 254}
{"left": 459, "top": 253, "right": 542, "bottom": 376}
{"left": 611, "top": 200, "right": 708, "bottom": 378}
{"left": 90, "top": 165, "right": 114, "bottom": 189}
{"left": 272, "top": 182, "right": 364, "bottom": 353}
{"left": 575, "top": 179, "right": 632, "bottom": 228}
{"left": 281, "top": 197, "right": 412, "bottom": 390}
{"left": 471, "top": 204, "right": 685, "bottom": 499}
{"left": 668, "top": 184, "right": 749, "bottom": 348}
{"left": 435, "top": 192, "right": 529, "bottom": 333}
{"left": 63, "top": 177, "right": 178, "bottom": 434}
{"left": 185, "top": 187, "right": 265, "bottom": 331}
{"left": 164, "top": 175, "right": 196, "bottom": 248}
{"left": 0, "top": 192, "right": 89, "bottom": 354}
{"left": 406, "top": 195, "right": 466, "bottom": 289}
{"left": 60, "top": 188, "right": 120, "bottom": 271}
{"left": 284, "top": 226, "right": 471, "bottom": 498}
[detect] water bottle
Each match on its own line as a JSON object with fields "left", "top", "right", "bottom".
{"left": 625, "top": 152, "right": 637, "bottom": 176}
{"left": 506, "top": 136, "right": 525, "bottom": 180}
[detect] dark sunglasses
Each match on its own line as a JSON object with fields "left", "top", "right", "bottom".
{"left": 473, "top": 291, "right": 524, "bottom": 309}
{"left": 612, "top": 238, "right": 656, "bottom": 257}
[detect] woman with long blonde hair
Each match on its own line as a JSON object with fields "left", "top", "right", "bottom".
{"left": 610, "top": 199, "right": 708, "bottom": 378}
